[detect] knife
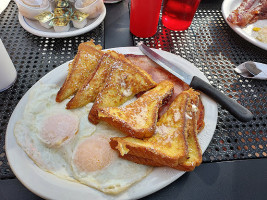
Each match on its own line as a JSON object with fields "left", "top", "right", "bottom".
{"left": 138, "top": 43, "right": 253, "bottom": 122}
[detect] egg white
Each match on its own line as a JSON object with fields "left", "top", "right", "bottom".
{"left": 14, "top": 83, "right": 96, "bottom": 181}
{"left": 71, "top": 123, "right": 153, "bottom": 194}
{"left": 14, "top": 83, "right": 152, "bottom": 194}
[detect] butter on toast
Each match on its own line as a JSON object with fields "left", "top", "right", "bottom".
{"left": 88, "top": 58, "right": 157, "bottom": 124}
{"left": 109, "top": 89, "right": 200, "bottom": 167}
{"left": 118, "top": 89, "right": 202, "bottom": 171}
{"left": 56, "top": 40, "right": 103, "bottom": 102}
{"left": 66, "top": 51, "right": 127, "bottom": 109}
{"left": 98, "top": 80, "right": 174, "bottom": 139}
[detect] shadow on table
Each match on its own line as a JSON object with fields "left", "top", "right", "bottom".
{"left": 141, "top": 162, "right": 220, "bottom": 200}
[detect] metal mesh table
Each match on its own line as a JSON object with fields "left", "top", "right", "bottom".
{"left": 0, "top": 0, "right": 266, "bottom": 181}
{"left": 133, "top": 0, "right": 267, "bottom": 163}
{"left": 0, "top": 1, "right": 104, "bottom": 179}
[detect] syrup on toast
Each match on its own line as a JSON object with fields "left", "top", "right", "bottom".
{"left": 56, "top": 40, "right": 103, "bottom": 102}
{"left": 118, "top": 89, "right": 202, "bottom": 171}
{"left": 98, "top": 80, "right": 174, "bottom": 139}
{"left": 66, "top": 51, "right": 127, "bottom": 109}
{"left": 88, "top": 58, "right": 157, "bottom": 124}
{"left": 109, "top": 89, "right": 201, "bottom": 167}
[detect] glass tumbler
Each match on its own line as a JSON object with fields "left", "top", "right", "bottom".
{"left": 162, "top": 0, "right": 201, "bottom": 31}
{"left": 130, "top": 0, "right": 163, "bottom": 38}
{"left": 0, "top": 39, "right": 17, "bottom": 92}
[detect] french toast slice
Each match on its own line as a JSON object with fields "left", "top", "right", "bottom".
{"left": 120, "top": 126, "right": 202, "bottom": 171}
{"left": 125, "top": 54, "right": 205, "bottom": 133}
{"left": 119, "top": 89, "right": 202, "bottom": 171}
{"left": 88, "top": 58, "right": 157, "bottom": 124}
{"left": 174, "top": 90, "right": 202, "bottom": 170}
{"left": 109, "top": 89, "right": 200, "bottom": 167}
{"left": 98, "top": 80, "right": 174, "bottom": 139}
{"left": 56, "top": 40, "right": 103, "bottom": 102}
{"left": 66, "top": 51, "right": 127, "bottom": 109}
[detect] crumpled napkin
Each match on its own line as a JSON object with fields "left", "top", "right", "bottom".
{"left": 0, "top": 0, "right": 11, "bottom": 15}
{"left": 234, "top": 61, "right": 267, "bottom": 80}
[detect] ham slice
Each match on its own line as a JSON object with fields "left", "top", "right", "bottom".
{"left": 125, "top": 54, "right": 189, "bottom": 102}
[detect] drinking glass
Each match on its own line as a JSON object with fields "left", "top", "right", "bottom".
{"left": 130, "top": 0, "right": 163, "bottom": 38}
{"left": 0, "top": 39, "right": 17, "bottom": 92}
{"left": 162, "top": 0, "right": 200, "bottom": 31}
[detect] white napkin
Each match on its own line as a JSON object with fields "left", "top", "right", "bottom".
{"left": 234, "top": 61, "right": 267, "bottom": 80}
{"left": 0, "top": 0, "right": 11, "bottom": 15}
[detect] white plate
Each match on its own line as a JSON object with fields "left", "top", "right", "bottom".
{"left": 5, "top": 47, "right": 218, "bottom": 200}
{"left": 18, "top": 7, "right": 106, "bottom": 38}
{"left": 222, "top": 0, "right": 267, "bottom": 50}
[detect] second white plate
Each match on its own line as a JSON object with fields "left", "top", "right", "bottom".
{"left": 18, "top": 6, "right": 106, "bottom": 38}
{"left": 6, "top": 47, "right": 218, "bottom": 200}
{"left": 222, "top": 0, "right": 267, "bottom": 50}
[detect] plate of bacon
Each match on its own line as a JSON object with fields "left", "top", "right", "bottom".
{"left": 222, "top": 0, "right": 267, "bottom": 50}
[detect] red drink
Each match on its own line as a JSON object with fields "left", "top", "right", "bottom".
{"left": 162, "top": 0, "right": 200, "bottom": 31}
{"left": 130, "top": 0, "right": 163, "bottom": 38}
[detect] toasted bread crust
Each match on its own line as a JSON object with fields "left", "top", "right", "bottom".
{"left": 101, "top": 117, "right": 155, "bottom": 139}
{"left": 118, "top": 153, "right": 196, "bottom": 171}
{"left": 56, "top": 40, "right": 103, "bottom": 102}
{"left": 109, "top": 138, "right": 184, "bottom": 167}
{"left": 176, "top": 91, "right": 202, "bottom": 170}
{"left": 88, "top": 57, "right": 157, "bottom": 124}
{"left": 98, "top": 81, "right": 174, "bottom": 138}
{"left": 196, "top": 99, "right": 205, "bottom": 133}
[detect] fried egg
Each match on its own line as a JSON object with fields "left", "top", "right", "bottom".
{"left": 15, "top": 83, "right": 95, "bottom": 180}
{"left": 71, "top": 124, "right": 152, "bottom": 194}
{"left": 14, "top": 83, "right": 152, "bottom": 194}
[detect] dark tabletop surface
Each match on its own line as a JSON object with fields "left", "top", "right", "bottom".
{"left": 0, "top": 0, "right": 266, "bottom": 199}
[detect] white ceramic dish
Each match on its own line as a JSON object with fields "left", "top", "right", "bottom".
{"left": 5, "top": 47, "right": 218, "bottom": 200}
{"left": 18, "top": 6, "right": 106, "bottom": 38}
{"left": 222, "top": 0, "right": 267, "bottom": 50}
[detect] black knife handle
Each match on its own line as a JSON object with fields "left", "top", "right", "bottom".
{"left": 190, "top": 76, "right": 253, "bottom": 122}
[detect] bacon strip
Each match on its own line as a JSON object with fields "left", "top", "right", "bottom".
{"left": 227, "top": 0, "right": 257, "bottom": 25}
{"left": 250, "top": 0, "right": 267, "bottom": 22}
{"left": 227, "top": 0, "right": 267, "bottom": 27}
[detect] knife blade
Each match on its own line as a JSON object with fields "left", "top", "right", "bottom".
{"left": 138, "top": 43, "right": 253, "bottom": 122}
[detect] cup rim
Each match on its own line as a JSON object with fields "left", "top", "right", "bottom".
{"left": 75, "top": 0, "right": 99, "bottom": 10}
{"left": 16, "top": 0, "right": 50, "bottom": 10}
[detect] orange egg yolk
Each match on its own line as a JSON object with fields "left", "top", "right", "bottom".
{"left": 40, "top": 113, "right": 79, "bottom": 147}
{"left": 73, "top": 136, "right": 117, "bottom": 172}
